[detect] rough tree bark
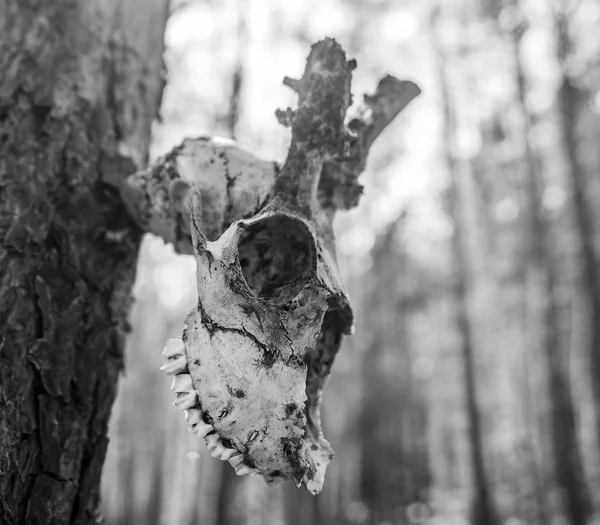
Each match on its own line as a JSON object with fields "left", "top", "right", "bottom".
{"left": 0, "top": 1, "right": 169, "bottom": 523}
{"left": 431, "top": 9, "right": 500, "bottom": 525}
{"left": 509, "top": 9, "right": 592, "bottom": 525}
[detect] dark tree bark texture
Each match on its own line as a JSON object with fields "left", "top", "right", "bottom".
{"left": 0, "top": 1, "right": 169, "bottom": 523}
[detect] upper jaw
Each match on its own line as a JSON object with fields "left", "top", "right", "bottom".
{"left": 160, "top": 208, "right": 352, "bottom": 492}
{"left": 160, "top": 332, "right": 334, "bottom": 493}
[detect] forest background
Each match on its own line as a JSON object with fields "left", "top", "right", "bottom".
{"left": 100, "top": 0, "right": 600, "bottom": 524}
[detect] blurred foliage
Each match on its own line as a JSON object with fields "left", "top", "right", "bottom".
{"left": 101, "top": 0, "right": 600, "bottom": 524}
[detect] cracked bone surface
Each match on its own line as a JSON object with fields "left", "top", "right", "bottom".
{"left": 125, "top": 38, "right": 420, "bottom": 493}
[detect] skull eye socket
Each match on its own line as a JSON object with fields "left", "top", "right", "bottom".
{"left": 237, "top": 215, "right": 315, "bottom": 304}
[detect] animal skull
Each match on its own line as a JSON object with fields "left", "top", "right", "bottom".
{"left": 152, "top": 38, "right": 418, "bottom": 494}
{"left": 161, "top": 187, "right": 353, "bottom": 493}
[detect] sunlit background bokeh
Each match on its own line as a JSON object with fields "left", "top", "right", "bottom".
{"left": 101, "top": 0, "right": 600, "bottom": 524}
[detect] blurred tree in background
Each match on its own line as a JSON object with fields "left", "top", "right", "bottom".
{"left": 101, "top": 0, "right": 600, "bottom": 524}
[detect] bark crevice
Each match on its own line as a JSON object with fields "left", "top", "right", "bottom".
{"left": 0, "top": 1, "right": 169, "bottom": 523}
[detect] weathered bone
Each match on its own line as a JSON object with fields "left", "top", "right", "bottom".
{"left": 203, "top": 432, "right": 220, "bottom": 450}
{"left": 173, "top": 390, "right": 198, "bottom": 411}
{"left": 120, "top": 67, "right": 420, "bottom": 255}
{"left": 234, "top": 465, "right": 256, "bottom": 477}
{"left": 228, "top": 454, "right": 244, "bottom": 469}
{"left": 162, "top": 338, "right": 185, "bottom": 358}
{"left": 190, "top": 420, "right": 213, "bottom": 438}
{"left": 159, "top": 355, "right": 187, "bottom": 375}
{"left": 171, "top": 373, "right": 193, "bottom": 392}
{"left": 123, "top": 38, "right": 419, "bottom": 493}
{"left": 211, "top": 443, "right": 237, "bottom": 461}
{"left": 184, "top": 409, "right": 202, "bottom": 425}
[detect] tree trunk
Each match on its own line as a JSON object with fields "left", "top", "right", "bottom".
{"left": 357, "top": 219, "right": 430, "bottom": 525}
{"left": 509, "top": 13, "right": 592, "bottom": 524}
{"left": 554, "top": 8, "right": 600, "bottom": 461}
{"left": 431, "top": 10, "right": 500, "bottom": 525}
{"left": 0, "top": 1, "right": 168, "bottom": 523}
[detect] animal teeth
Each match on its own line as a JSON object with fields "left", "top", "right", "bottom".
{"left": 212, "top": 446, "right": 236, "bottom": 461}
{"left": 161, "top": 337, "right": 253, "bottom": 476}
{"left": 162, "top": 338, "right": 185, "bottom": 358}
{"left": 234, "top": 465, "right": 254, "bottom": 477}
{"left": 160, "top": 355, "right": 187, "bottom": 375}
{"left": 228, "top": 454, "right": 244, "bottom": 468}
{"left": 189, "top": 421, "right": 214, "bottom": 437}
{"left": 171, "top": 374, "right": 193, "bottom": 392}
{"left": 208, "top": 439, "right": 237, "bottom": 461}
{"left": 204, "top": 432, "right": 220, "bottom": 450}
{"left": 184, "top": 409, "right": 202, "bottom": 425}
{"left": 174, "top": 390, "right": 197, "bottom": 410}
